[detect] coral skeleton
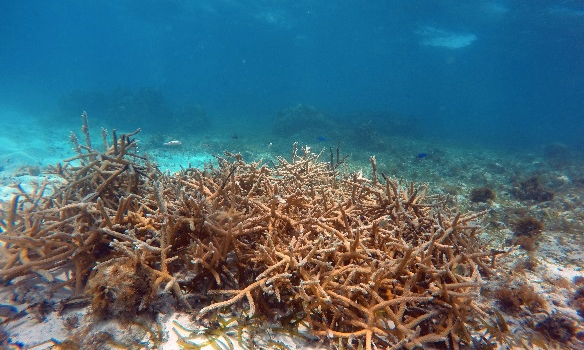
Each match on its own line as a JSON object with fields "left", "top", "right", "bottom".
{"left": 0, "top": 114, "right": 508, "bottom": 349}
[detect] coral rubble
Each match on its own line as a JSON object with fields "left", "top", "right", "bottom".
{"left": 1, "top": 115, "right": 513, "bottom": 349}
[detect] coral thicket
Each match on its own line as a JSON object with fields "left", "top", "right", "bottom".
{"left": 0, "top": 114, "right": 509, "bottom": 349}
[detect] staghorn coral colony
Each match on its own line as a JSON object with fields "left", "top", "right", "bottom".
{"left": 0, "top": 113, "right": 557, "bottom": 349}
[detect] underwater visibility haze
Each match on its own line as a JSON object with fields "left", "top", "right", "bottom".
{"left": 0, "top": 0, "right": 583, "bottom": 149}
{"left": 1, "top": 1, "right": 584, "bottom": 349}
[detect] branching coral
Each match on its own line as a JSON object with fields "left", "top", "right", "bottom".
{"left": 0, "top": 115, "right": 508, "bottom": 349}
{"left": 0, "top": 112, "right": 166, "bottom": 305}
{"left": 160, "top": 143, "right": 503, "bottom": 349}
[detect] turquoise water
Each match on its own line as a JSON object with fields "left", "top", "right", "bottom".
{"left": 1, "top": 1, "right": 583, "bottom": 152}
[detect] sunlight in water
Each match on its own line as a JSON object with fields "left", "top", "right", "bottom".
{"left": 417, "top": 25, "right": 477, "bottom": 49}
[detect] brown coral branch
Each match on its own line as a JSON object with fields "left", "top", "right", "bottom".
{"left": 198, "top": 278, "right": 267, "bottom": 319}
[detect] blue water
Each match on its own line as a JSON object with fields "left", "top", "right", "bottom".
{"left": 1, "top": 1, "right": 583, "bottom": 151}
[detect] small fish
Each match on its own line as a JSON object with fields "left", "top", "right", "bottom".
{"left": 316, "top": 136, "right": 327, "bottom": 142}
{"left": 163, "top": 140, "right": 182, "bottom": 146}
{"left": 416, "top": 153, "right": 428, "bottom": 159}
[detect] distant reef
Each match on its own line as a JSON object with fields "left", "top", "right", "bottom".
{"left": 57, "top": 87, "right": 210, "bottom": 133}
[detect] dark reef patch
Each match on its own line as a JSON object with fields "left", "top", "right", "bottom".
{"left": 511, "top": 216, "right": 544, "bottom": 251}
{"left": 470, "top": 186, "right": 496, "bottom": 203}
{"left": 511, "top": 176, "right": 554, "bottom": 202}
{"left": 535, "top": 315, "right": 578, "bottom": 344}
